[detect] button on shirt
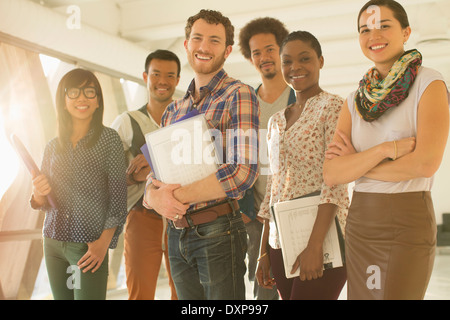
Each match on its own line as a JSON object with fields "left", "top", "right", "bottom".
{"left": 36, "top": 127, "right": 128, "bottom": 249}
{"left": 145, "top": 69, "right": 260, "bottom": 211}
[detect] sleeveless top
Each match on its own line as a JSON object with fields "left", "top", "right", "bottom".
{"left": 348, "top": 66, "right": 449, "bottom": 193}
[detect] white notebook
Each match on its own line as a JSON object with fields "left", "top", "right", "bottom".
{"left": 144, "top": 114, "right": 220, "bottom": 186}
{"left": 272, "top": 194, "right": 344, "bottom": 279}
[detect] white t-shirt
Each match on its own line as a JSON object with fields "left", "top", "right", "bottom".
{"left": 348, "top": 66, "right": 449, "bottom": 193}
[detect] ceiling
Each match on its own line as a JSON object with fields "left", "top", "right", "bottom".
{"left": 27, "top": 0, "right": 450, "bottom": 97}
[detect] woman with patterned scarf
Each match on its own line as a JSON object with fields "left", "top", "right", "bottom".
{"left": 323, "top": 0, "right": 449, "bottom": 300}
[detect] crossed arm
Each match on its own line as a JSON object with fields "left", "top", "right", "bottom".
{"left": 323, "top": 80, "right": 449, "bottom": 186}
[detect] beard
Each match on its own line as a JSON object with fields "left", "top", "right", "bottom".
{"left": 187, "top": 50, "right": 227, "bottom": 76}
{"left": 259, "top": 62, "right": 277, "bottom": 80}
{"left": 262, "top": 70, "right": 277, "bottom": 80}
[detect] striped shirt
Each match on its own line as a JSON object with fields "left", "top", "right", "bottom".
{"left": 146, "top": 69, "right": 260, "bottom": 210}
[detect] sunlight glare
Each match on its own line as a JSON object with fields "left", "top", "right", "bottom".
{"left": 39, "top": 54, "right": 61, "bottom": 78}
{"left": 122, "top": 79, "right": 140, "bottom": 102}
{"left": 0, "top": 112, "right": 20, "bottom": 199}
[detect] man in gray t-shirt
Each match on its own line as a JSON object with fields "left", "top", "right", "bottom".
{"left": 238, "top": 17, "right": 295, "bottom": 300}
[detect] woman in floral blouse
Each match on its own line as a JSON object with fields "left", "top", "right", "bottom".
{"left": 256, "top": 31, "right": 349, "bottom": 300}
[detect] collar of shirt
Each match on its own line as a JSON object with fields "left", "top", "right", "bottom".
{"left": 162, "top": 69, "right": 232, "bottom": 126}
{"left": 184, "top": 68, "right": 227, "bottom": 104}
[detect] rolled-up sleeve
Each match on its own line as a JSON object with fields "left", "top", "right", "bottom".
{"left": 216, "top": 85, "right": 260, "bottom": 199}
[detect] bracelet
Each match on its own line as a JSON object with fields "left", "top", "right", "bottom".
{"left": 257, "top": 252, "right": 268, "bottom": 261}
{"left": 391, "top": 140, "right": 398, "bottom": 161}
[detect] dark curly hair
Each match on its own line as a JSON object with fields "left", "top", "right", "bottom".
{"left": 238, "top": 17, "right": 289, "bottom": 60}
{"left": 185, "top": 9, "right": 235, "bottom": 47}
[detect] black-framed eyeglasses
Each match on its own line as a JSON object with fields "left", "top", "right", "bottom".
{"left": 65, "top": 86, "right": 98, "bottom": 99}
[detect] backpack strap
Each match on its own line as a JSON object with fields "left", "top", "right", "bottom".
{"left": 127, "top": 105, "right": 149, "bottom": 157}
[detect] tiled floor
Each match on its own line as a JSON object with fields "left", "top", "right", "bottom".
{"left": 108, "top": 248, "right": 450, "bottom": 300}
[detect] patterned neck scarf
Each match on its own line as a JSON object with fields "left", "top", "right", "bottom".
{"left": 355, "top": 49, "right": 422, "bottom": 122}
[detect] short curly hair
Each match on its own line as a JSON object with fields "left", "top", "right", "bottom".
{"left": 185, "top": 9, "right": 235, "bottom": 47}
{"left": 238, "top": 17, "right": 289, "bottom": 60}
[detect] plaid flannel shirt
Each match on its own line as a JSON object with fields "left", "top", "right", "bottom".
{"left": 144, "top": 69, "right": 260, "bottom": 211}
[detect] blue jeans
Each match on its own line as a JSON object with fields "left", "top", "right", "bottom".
{"left": 167, "top": 210, "right": 248, "bottom": 300}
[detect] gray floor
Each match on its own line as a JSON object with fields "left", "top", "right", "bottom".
{"left": 424, "top": 248, "right": 450, "bottom": 300}
{"left": 107, "top": 248, "right": 450, "bottom": 300}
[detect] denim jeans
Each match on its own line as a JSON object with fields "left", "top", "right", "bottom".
{"left": 167, "top": 210, "right": 248, "bottom": 300}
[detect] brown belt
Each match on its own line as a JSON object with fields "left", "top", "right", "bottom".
{"left": 172, "top": 199, "right": 239, "bottom": 229}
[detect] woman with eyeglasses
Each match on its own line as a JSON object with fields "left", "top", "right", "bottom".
{"left": 30, "top": 68, "right": 128, "bottom": 300}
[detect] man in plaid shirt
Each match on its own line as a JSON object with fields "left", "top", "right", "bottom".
{"left": 144, "top": 9, "right": 260, "bottom": 300}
